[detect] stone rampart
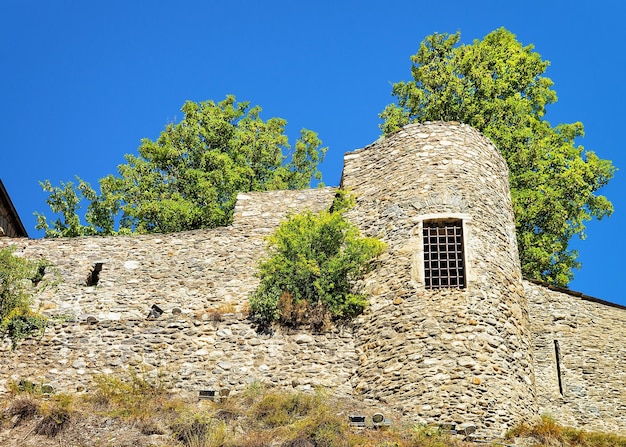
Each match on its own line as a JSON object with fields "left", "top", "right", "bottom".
{"left": 1, "top": 123, "right": 626, "bottom": 437}
{"left": 0, "top": 188, "right": 336, "bottom": 320}
{"left": 1, "top": 187, "right": 358, "bottom": 404}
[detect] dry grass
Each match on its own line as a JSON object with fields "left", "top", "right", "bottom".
{"left": 6, "top": 395, "right": 40, "bottom": 427}
{"left": 203, "top": 303, "right": 238, "bottom": 322}
{"left": 34, "top": 399, "right": 72, "bottom": 437}
{"left": 507, "top": 415, "right": 626, "bottom": 447}
{"left": 3, "top": 379, "right": 626, "bottom": 447}
{"left": 277, "top": 292, "right": 332, "bottom": 332}
{"left": 1, "top": 392, "right": 73, "bottom": 439}
{"left": 171, "top": 413, "right": 228, "bottom": 447}
{"left": 86, "top": 367, "right": 184, "bottom": 421}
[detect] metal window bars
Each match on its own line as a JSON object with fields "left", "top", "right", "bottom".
{"left": 423, "top": 220, "right": 465, "bottom": 289}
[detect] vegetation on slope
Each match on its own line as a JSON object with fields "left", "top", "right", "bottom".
{"left": 2, "top": 371, "right": 626, "bottom": 447}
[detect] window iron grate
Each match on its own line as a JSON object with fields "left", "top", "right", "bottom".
{"left": 423, "top": 221, "right": 465, "bottom": 289}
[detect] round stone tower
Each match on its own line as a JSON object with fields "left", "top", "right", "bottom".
{"left": 341, "top": 122, "right": 536, "bottom": 435}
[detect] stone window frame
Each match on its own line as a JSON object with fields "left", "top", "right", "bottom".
{"left": 412, "top": 213, "right": 472, "bottom": 290}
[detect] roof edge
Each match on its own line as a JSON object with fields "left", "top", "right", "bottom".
{"left": 0, "top": 179, "right": 28, "bottom": 238}
{"left": 524, "top": 278, "right": 626, "bottom": 311}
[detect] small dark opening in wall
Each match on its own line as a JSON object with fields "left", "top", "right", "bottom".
{"left": 554, "top": 339, "right": 564, "bottom": 396}
{"left": 199, "top": 390, "right": 216, "bottom": 400}
{"left": 147, "top": 304, "right": 164, "bottom": 319}
{"left": 86, "top": 263, "right": 104, "bottom": 286}
{"left": 349, "top": 415, "right": 366, "bottom": 428}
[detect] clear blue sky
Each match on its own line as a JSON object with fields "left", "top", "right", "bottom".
{"left": 1, "top": 1, "right": 624, "bottom": 305}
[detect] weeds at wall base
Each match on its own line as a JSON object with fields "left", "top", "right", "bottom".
{"left": 3, "top": 379, "right": 626, "bottom": 447}
{"left": 506, "top": 415, "right": 626, "bottom": 447}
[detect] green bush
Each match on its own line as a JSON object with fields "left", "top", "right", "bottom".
{"left": 249, "top": 192, "right": 385, "bottom": 328}
{"left": 0, "top": 246, "right": 50, "bottom": 348}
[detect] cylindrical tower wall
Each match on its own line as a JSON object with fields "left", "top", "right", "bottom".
{"left": 342, "top": 122, "right": 536, "bottom": 435}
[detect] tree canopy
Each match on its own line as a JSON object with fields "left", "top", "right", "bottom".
{"left": 36, "top": 96, "right": 327, "bottom": 236}
{"left": 380, "top": 28, "right": 615, "bottom": 286}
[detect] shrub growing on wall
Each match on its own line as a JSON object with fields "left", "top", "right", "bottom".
{"left": 249, "top": 193, "right": 386, "bottom": 329}
{"left": 0, "top": 246, "right": 49, "bottom": 348}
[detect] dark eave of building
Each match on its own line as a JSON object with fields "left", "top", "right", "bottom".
{"left": 0, "top": 178, "right": 28, "bottom": 238}
{"left": 525, "top": 278, "right": 626, "bottom": 312}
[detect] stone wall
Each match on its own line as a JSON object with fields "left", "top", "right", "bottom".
{"left": 1, "top": 315, "right": 358, "bottom": 399}
{"left": 0, "top": 188, "right": 336, "bottom": 321}
{"left": 0, "top": 188, "right": 346, "bottom": 398}
{"left": 0, "top": 187, "right": 350, "bottom": 399}
{"left": 2, "top": 123, "right": 626, "bottom": 437}
{"left": 525, "top": 281, "right": 626, "bottom": 434}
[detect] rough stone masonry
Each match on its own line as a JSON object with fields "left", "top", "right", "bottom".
{"left": 1, "top": 122, "right": 625, "bottom": 436}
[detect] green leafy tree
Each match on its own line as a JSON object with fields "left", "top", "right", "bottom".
{"left": 37, "top": 95, "right": 327, "bottom": 236}
{"left": 0, "top": 246, "right": 49, "bottom": 348}
{"left": 380, "top": 28, "right": 615, "bottom": 286}
{"left": 249, "top": 193, "right": 386, "bottom": 328}
{"left": 35, "top": 177, "right": 115, "bottom": 237}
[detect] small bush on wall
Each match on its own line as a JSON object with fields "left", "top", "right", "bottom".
{"left": 249, "top": 192, "right": 386, "bottom": 329}
{"left": 0, "top": 246, "right": 50, "bottom": 348}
